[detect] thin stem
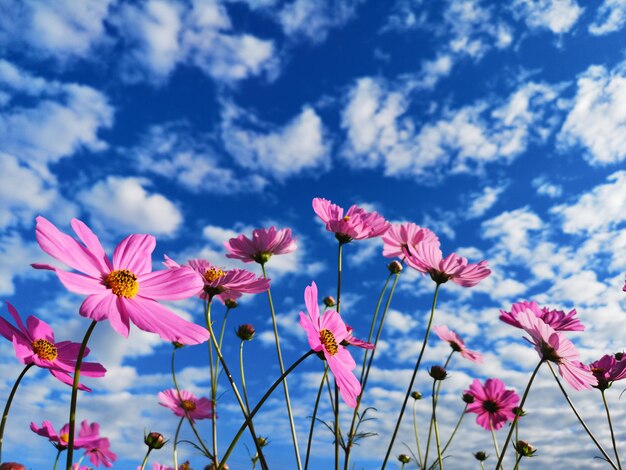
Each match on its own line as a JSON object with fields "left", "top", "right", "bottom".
{"left": 424, "top": 351, "right": 454, "bottom": 469}
{"left": 214, "top": 307, "right": 232, "bottom": 381}
{"left": 381, "top": 283, "right": 441, "bottom": 469}
{"left": 513, "top": 454, "right": 522, "bottom": 470}
{"left": 361, "top": 272, "right": 393, "bottom": 376}
{"left": 173, "top": 416, "right": 184, "bottom": 470}
{"left": 480, "top": 462, "right": 485, "bottom": 470}
{"left": 205, "top": 300, "right": 219, "bottom": 466}
{"left": 489, "top": 420, "right": 500, "bottom": 462}
{"left": 335, "top": 242, "right": 343, "bottom": 470}
{"left": 261, "top": 263, "right": 302, "bottom": 470}
{"left": 0, "top": 362, "right": 34, "bottom": 460}
{"left": 440, "top": 404, "right": 467, "bottom": 457}
{"left": 305, "top": 367, "right": 329, "bottom": 470}
{"left": 219, "top": 350, "right": 315, "bottom": 469}
{"left": 66, "top": 319, "right": 98, "bottom": 470}
{"left": 140, "top": 448, "right": 152, "bottom": 470}
{"left": 239, "top": 341, "right": 251, "bottom": 413}
{"left": 495, "top": 360, "right": 542, "bottom": 470}
{"left": 546, "top": 363, "right": 617, "bottom": 469}
{"left": 602, "top": 390, "right": 622, "bottom": 470}
{"left": 53, "top": 448, "right": 63, "bottom": 470}
{"left": 432, "top": 380, "right": 443, "bottom": 470}
{"left": 412, "top": 400, "right": 423, "bottom": 469}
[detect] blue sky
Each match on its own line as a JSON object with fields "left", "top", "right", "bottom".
{"left": 1, "top": 0, "right": 626, "bottom": 468}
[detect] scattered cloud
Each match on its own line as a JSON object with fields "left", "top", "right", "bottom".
{"left": 532, "top": 175, "right": 563, "bottom": 198}
{"left": 512, "top": 0, "right": 583, "bottom": 34}
{"left": 466, "top": 183, "right": 508, "bottom": 218}
{"left": 589, "top": 0, "right": 626, "bottom": 35}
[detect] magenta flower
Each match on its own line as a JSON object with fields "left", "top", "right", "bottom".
{"left": 589, "top": 354, "right": 626, "bottom": 391}
{"left": 163, "top": 256, "right": 270, "bottom": 303}
{"left": 299, "top": 282, "right": 361, "bottom": 407}
{"left": 312, "top": 197, "right": 390, "bottom": 244}
{"left": 0, "top": 303, "right": 105, "bottom": 391}
{"left": 78, "top": 421, "right": 117, "bottom": 468}
{"left": 225, "top": 226, "right": 296, "bottom": 264}
{"left": 500, "top": 301, "right": 584, "bottom": 332}
{"left": 403, "top": 239, "right": 490, "bottom": 287}
{"left": 433, "top": 325, "right": 483, "bottom": 364}
{"left": 158, "top": 388, "right": 214, "bottom": 421}
{"left": 343, "top": 325, "right": 375, "bottom": 350}
{"left": 382, "top": 222, "right": 439, "bottom": 259}
{"left": 30, "top": 420, "right": 99, "bottom": 450}
{"left": 465, "top": 378, "right": 519, "bottom": 431}
{"left": 32, "top": 216, "right": 208, "bottom": 345}
{"left": 516, "top": 309, "right": 597, "bottom": 390}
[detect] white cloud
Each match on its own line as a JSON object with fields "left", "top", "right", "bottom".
{"left": 513, "top": 0, "right": 583, "bottom": 34}
{"left": 589, "top": 0, "right": 626, "bottom": 35}
{"left": 78, "top": 176, "right": 183, "bottom": 237}
{"left": 466, "top": 183, "right": 507, "bottom": 218}
{"left": 532, "top": 175, "right": 563, "bottom": 197}
{"left": 558, "top": 62, "right": 626, "bottom": 165}
{"left": 482, "top": 207, "right": 544, "bottom": 260}
{"left": 0, "top": 233, "right": 44, "bottom": 295}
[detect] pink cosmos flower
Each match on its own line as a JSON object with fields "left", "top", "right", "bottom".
{"left": 299, "top": 282, "right": 361, "bottom": 407}
{"left": 78, "top": 421, "right": 117, "bottom": 468}
{"left": 623, "top": 276, "right": 625, "bottom": 292}
{"left": 500, "top": 300, "right": 584, "bottom": 332}
{"left": 158, "top": 389, "right": 214, "bottom": 421}
{"left": 403, "top": 239, "right": 490, "bottom": 287}
{"left": 163, "top": 256, "right": 270, "bottom": 303}
{"left": 433, "top": 325, "right": 483, "bottom": 364}
{"left": 382, "top": 222, "right": 439, "bottom": 259}
{"left": 464, "top": 378, "right": 519, "bottom": 430}
{"left": 0, "top": 303, "right": 105, "bottom": 391}
{"left": 312, "top": 197, "right": 390, "bottom": 244}
{"left": 32, "top": 216, "right": 208, "bottom": 345}
{"left": 225, "top": 227, "right": 296, "bottom": 264}
{"left": 588, "top": 354, "right": 626, "bottom": 391}
{"left": 516, "top": 309, "right": 597, "bottom": 391}
{"left": 343, "top": 325, "right": 375, "bottom": 350}
{"left": 30, "top": 420, "right": 99, "bottom": 450}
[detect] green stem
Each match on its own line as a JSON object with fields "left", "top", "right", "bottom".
{"left": 261, "top": 263, "right": 302, "bottom": 470}
{"left": 490, "top": 420, "right": 500, "bottom": 462}
{"left": 602, "top": 390, "right": 622, "bottom": 470}
{"left": 513, "top": 454, "right": 522, "bottom": 470}
{"left": 432, "top": 380, "right": 443, "bottom": 470}
{"left": 480, "top": 461, "right": 485, "bottom": 470}
{"left": 304, "top": 367, "right": 329, "bottom": 470}
{"left": 381, "top": 283, "right": 441, "bottom": 469}
{"left": 0, "top": 362, "right": 34, "bottom": 460}
{"left": 205, "top": 300, "right": 219, "bottom": 466}
{"left": 53, "top": 448, "right": 63, "bottom": 470}
{"left": 219, "top": 350, "right": 315, "bottom": 469}
{"left": 335, "top": 241, "right": 344, "bottom": 470}
{"left": 214, "top": 307, "right": 232, "bottom": 382}
{"left": 424, "top": 351, "right": 454, "bottom": 469}
{"left": 66, "top": 319, "right": 98, "bottom": 470}
{"left": 173, "top": 416, "right": 184, "bottom": 470}
{"left": 546, "top": 363, "right": 617, "bottom": 469}
{"left": 239, "top": 341, "right": 251, "bottom": 413}
{"left": 140, "top": 448, "right": 152, "bottom": 470}
{"left": 413, "top": 400, "right": 423, "bottom": 469}
{"left": 439, "top": 404, "right": 467, "bottom": 457}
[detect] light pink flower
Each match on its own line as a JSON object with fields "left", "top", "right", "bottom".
{"left": 403, "top": 239, "right": 490, "bottom": 287}
{"left": 500, "top": 300, "right": 584, "bottom": 332}
{"left": 299, "top": 282, "right": 361, "bottom": 407}
{"left": 30, "top": 420, "right": 99, "bottom": 451}
{"left": 0, "top": 303, "right": 105, "bottom": 391}
{"left": 225, "top": 227, "right": 296, "bottom": 264}
{"left": 32, "top": 217, "right": 208, "bottom": 345}
{"left": 78, "top": 421, "right": 117, "bottom": 468}
{"left": 516, "top": 309, "right": 597, "bottom": 391}
{"left": 312, "top": 197, "right": 390, "bottom": 243}
{"left": 433, "top": 325, "right": 483, "bottom": 364}
{"left": 382, "top": 222, "right": 439, "bottom": 259}
{"left": 163, "top": 256, "right": 270, "bottom": 303}
{"left": 158, "top": 389, "right": 214, "bottom": 422}
{"left": 589, "top": 354, "right": 626, "bottom": 391}
{"left": 465, "top": 378, "right": 519, "bottom": 431}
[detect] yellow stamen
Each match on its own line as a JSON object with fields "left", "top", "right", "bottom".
{"left": 320, "top": 329, "right": 339, "bottom": 356}
{"left": 32, "top": 338, "right": 58, "bottom": 361}
{"left": 204, "top": 267, "right": 226, "bottom": 283}
{"left": 104, "top": 269, "right": 139, "bottom": 298}
{"left": 342, "top": 215, "right": 351, "bottom": 221}
{"left": 181, "top": 399, "right": 197, "bottom": 411}
{"left": 60, "top": 433, "right": 69, "bottom": 444}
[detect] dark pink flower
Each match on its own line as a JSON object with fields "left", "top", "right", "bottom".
{"left": 32, "top": 217, "right": 208, "bottom": 345}
{"left": 224, "top": 227, "right": 296, "bottom": 264}
{"left": 500, "top": 301, "right": 584, "bottom": 332}
{"left": 299, "top": 282, "right": 361, "bottom": 407}
{"left": 433, "top": 325, "right": 483, "bottom": 364}
{"left": 158, "top": 389, "right": 214, "bottom": 422}
{"left": 516, "top": 309, "right": 597, "bottom": 391}
{"left": 465, "top": 378, "right": 519, "bottom": 431}
{"left": 382, "top": 222, "right": 439, "bottom": 259}
{"left": 589, "top": 354, "right": 626, "bottom": 391}
{"left": 30, "top": 420, "right": 99, "bottom": 451}
{"left": 312, "top": 197, "right": 390, "bottom": 244}
{"left": 163, "top": 256, "right": 270, "bottom": 303}
{"left": 78, "top": 421, "right": 117, "bottom": 468}
{"left": 0, "top": 303, "right": 105, "bottom": 391}
{"left": 403, "top": 239, "right": 490, "bottom": 287}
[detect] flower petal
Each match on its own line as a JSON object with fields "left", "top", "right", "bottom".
{"left": 26, "top": 315, "right": 54, "bottom": 341}
{"left": 138, "top": 268, "right": 204, "bottom": 300}
{"left": 112, "top": 234, "right": 155, "bottom": 274}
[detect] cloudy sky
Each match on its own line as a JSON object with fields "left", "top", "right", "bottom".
{"left": 1, "top": 0, "right": 626, "bottom": 468}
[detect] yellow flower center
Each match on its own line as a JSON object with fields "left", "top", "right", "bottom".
{"left": 319, "top": 329, "right": 339, "bottom": 356}
{"left": 342, "top": 215, "right": 351, "bottom": 221}
{"left": 181, "top": 399, "right": 197, "bottom": 411}
{"left": 60, "top": 433, "right": 69, "bottom": 444}
{"left": 32, "top": 339, "right": 58, "bottom": 361}
{"left": 104, "top": 269, "right": 139, "bottom": 298}
{"left": 204, "top": 267, "right": 226, "bottom": 283}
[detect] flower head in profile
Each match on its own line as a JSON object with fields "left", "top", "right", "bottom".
{"left": 78, "top": 421, "right": 117, "bottom": 468}
{"left": 343, "top": 325, "right": 375, "bottom": 350}
{"left": 163, "top": 257, "right": 270, "bottom": 303}
{"left": 516, "top": 309, "right": 597, "bottom": 391}
{"left": 32, "top": 216, "right": 208, "bottom": 345}
{"left": 158, "top": 389, "right": 214, "bottom": 422}
{"left": 403, "top": 240, "right": 490, "bottom": 287}
{"left": 0, "top": 303, "right": 106, "bottom": 391}
{"left": 312, "top": 197, "right": 390, "bottom": 244}
{"left": 464, "top": 378, "right": 519, "bottom": 430}
{"left": 588, "top": 354, "right": 626, "bottom": 391}
{"left": 382, "top": 222, "right": 438, "bottom": 260}
{"left": 30, "top": 420, "right": 100, "bottom": 451}
{"left": 299, "top": 282, "right": 361, "bottom": 407}
{"left": 500, "top": 301, "right": 584, "bottom": 332}
{"left": 225, "top": 227, "right": 296, "bottom": 264}
{"left": 433, "top": 325, "right": 483, "bottom": 364}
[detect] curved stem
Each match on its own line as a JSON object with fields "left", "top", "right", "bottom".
{"left": 173, "top": 416, "right": 184, "bottom": 470}
{"left": 413, "top": 400, "right": 423, "bottom": 469}
{"left": 53, "top": 448, "right": 63, "bottom": 470}
{"left": 304, "top": 367, "right": 329, "bottom": 470}
{"left": 440, "top": 404, "right": 467, "bottom": 457}
{"left": 239, "top": 341, "right": 251, "bottom": 413}
{"left": 214, "top": 307, "right": 232, "bottom": 382}
{"left": 381, "top": 283, "right": 441, "bottom": 469}
{"left": 261, "top": 263, "right": 302, "bottom": 470}
{"left": 140, "top": 448, "right": 152, "bottom": 470}
{"left": 546, "top": 363, "right": 617, "bottom": 469}
{"left": 602, "top": 390, "right": 622, "bottom": 470}
{"left": 66, "top": 319, "right": 98, "bottom": 470}
{"left": 432, "top": 380, "right": 443, "bottom": 470}
{"left": 0, "top": 362, "right": 34, "bottom": 460}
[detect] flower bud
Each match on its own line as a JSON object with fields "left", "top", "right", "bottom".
{"left": 236, "top": 324, "right": 255, "bottom": 341}
{"left": 144, "top": 431, "right": 167, "bottom": 450}
{"left": 205, "top": 464, "right": 229, "bottom": 470}
{"left": 179, "top": 461, "right": 192, "bottom": 470}
{"left": 462, "top": 393, "right": 475, "bottom": 404}
{"left": 514, "top": 440, "right": 537, "bottom": 457}
{"left": 428, "top": 365, "right": 448, "bottom": 381}
{"left": 253, "top": 252, "right": 272, "bottom": 264}
{"left": 256, "top": 436, "right": 269, "bottom": 447}
{"left": 615, "top": 352, "right": 625, "bottom": 361}
{"left": 172, "top": 341, "right": 185, "bottom": 349}
{"left": 512, "top": 406, "right": 526, "bottom": 418}
{"left": 397, "top": 454, "right": 411, "bottom": 464}
{"left": 388, "top": 260, "right": 403, "bottom": 274}
{"left": 410, "top": 391, "right": 423, "bottom": 400}
{"left": 225, "top": 298, "right": 238, "bottom": 309}
{"left": 0, "top": 463, "right": 26, "bottom": 470}
{"left": 323, "top": 296, "right": 336, "bottom": 307}
{"left": 473, "top": 451, "right": 488, "bottom": 461}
